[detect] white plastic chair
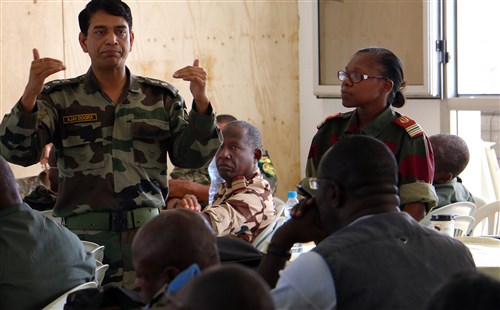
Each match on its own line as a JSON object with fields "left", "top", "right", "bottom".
{"left": 95, "top": 261, "right": 109, "bottom": 286}
{"left": 471, "top": 200, "right": 500, "bottom": 236}
{"left": 254, "top": 217, "right": 286, "bottom": 251}
{"left": 420, "top": 201, "right": 476, "bottom": 227}
{"left": 82, "top": 241, "right": 105, "bottom": 263}
{"left": 453, "top": 215, "right": 475, "bottom": 237}
{"left": 252, "top": 197, "right": 286, "bottom": 250}
{"left": 42, "top": 281, "right": 97, "bottom": 310}
{"left": 472, "top": 194, "right": 489, "bottom": 209}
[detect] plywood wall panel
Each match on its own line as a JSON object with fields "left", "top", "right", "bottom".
{"left": 0, "top": 0, "right": 64, "bottom": 178}
{"left": 1, "top": 0, "right": 300, "bottom": 200}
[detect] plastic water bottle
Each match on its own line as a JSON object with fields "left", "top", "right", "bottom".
{"left": 208, "top": 158, "right": 224, "bottom": 205}
{"left": 283, "top": 191, "right": 299, "bottom": 221}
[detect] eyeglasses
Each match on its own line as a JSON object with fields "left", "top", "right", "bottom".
{"left": 309, "top": 177, "right": 335, "bottom": 190}
{"left": 337, "top": 70, "right": 386, "bottom": 83}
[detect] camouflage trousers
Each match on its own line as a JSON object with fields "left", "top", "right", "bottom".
{"left": 73, "top": 228, "right": 139, "bottom": 289}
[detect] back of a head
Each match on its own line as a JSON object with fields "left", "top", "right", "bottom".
{"left": 179, "top": 264, "right": 274, "bottom": 310}
{"left": 133, "top": 209, "right": 219, "bottom": 271}
{"left": 318, "top": 135, "right": 398, "bottom": 193}
{"left": 427, "top": 272, "right": 500, "bottom": 310}
{"left": 429, "top": 133, "right": 470, "bottom": 177}
{"left": 0, "top": 156, "right": 22, "bottom": 208}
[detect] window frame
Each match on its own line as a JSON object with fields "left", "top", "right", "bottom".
{"left": 312, "top": 0, "right": 442, "bottom": 99}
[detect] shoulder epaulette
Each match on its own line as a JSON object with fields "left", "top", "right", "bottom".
{"left": 137, "top": 76, "right": 178, "bottom": 96}
{"left": 42, "top": 77, "right": 81, "bottom": 94}
{"left": 317, "top": 111, "right": 351, "bottom": 129}
{"left": 394, "top": 116, "right": 424, "bottom": 138}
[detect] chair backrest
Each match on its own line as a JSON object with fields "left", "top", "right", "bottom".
{"left": 251, "top": 197, "right": 286, "bottom": 250}
{"left": 81, "top": 241, "right": 105, "bottom": 263}
{"left": 274, "top": 197, "right": 286, "bottom": 218}
{"left": 42, "top": 281, "right": 98, "bottom": 310}
{"left": 453, "top": 215, "right": 475, "bottom": 237}
{"left": 472, "top": 194, "right": 489, "bottom": 209}
{"left": 95, "top": 262, "right": 109, "bottom": 286}
{"left": 254, "top": 217, "right": 286, "bottom": 252}
{"left": 420, "top": 201, "right": 477, "bottom": 227}
{"left": 471, "top": 200, "right": 500, "bottom": 236}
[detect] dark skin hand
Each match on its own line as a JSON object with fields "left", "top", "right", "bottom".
{"left": 257, "top": 198, "right": 328, "bottom": 288}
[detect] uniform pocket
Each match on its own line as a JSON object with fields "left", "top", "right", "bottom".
{"left": 131, "top": 119, "right": 170, "bottom": 168}
{"left": 61, "top": 122, "right": 104, "bottom": 171}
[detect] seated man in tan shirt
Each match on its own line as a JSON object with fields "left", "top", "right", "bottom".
{"left": 177, "top": 120, "right": 275, "bottom": 243}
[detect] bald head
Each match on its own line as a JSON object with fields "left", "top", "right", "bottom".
{"left": 132, "top": 209, "right": 220, "bottom": 303}
{"left": 178, "top": 264, "right": 274, "bottom": 310}
{"left": 315, "top": 135, "right": 400, "bottom": 231}
{"left": 0, "top": 156, "right": 22, "bottom": 209}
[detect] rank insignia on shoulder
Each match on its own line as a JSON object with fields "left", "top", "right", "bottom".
{"left": 42, "top": 78, "right": 80, "bottom": 94}
{"left": 317, "top": 112, "right": 342, "bottom": 129}
{"left": 394, "top": 116, "right": 424, "bottom": 138}
{"left": 138, "top": 76, "right": 179, "bottom": 96}
{"left": 262, "top": 163, "right": 276, "bottom": 177}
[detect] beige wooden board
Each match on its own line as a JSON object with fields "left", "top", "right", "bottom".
{"left": 1, "top": 0, "right": 300, "bottom": 200}
{"left": 319, "top": 0, "right": 424, "bottom": 85}
{"left": 0, "top": 0, "right": 65, "bottom": 178}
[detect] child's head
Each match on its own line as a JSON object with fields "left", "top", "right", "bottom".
{"left": 429, "top": 134, "right": 470, "bottom": 184}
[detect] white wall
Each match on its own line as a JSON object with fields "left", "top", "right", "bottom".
{"left": 298, "top": 1, "right": 441, "bottom": 178}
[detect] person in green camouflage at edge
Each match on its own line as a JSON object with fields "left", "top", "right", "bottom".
{"left": 0, "top": 0, "right": 221, "bottom": 288}
{"left": 301, "top": 47, "right": 437, "bottom": 222}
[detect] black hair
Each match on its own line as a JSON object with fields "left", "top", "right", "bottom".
{"left": 78, "top": 0, "right": 133, "bottom": 35}
{"left": 429, "top": 133, "right": 470, "bottom": 177}
{"left": 355, "top": 47, "right": 407, "bottom": 108}
{"left": 216, "top": 114, "right": 237, "bottom": 124}
{"left": 427, "top": 272, "right": 500, "bottom": 310}
{"left": 320, "top": 135, "right": 398, "bottom": 192}
{"left": 223, "top": 120, "right": 262, "bottom": 150}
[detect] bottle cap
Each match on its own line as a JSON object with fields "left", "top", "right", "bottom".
{"left": 287, "top": 191, "right": 297, "bottom": 199}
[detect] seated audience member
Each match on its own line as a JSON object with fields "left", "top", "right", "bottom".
{"left": 427, "top": 272, "right": 500, "bottom": 310}
{"left": 166, "top": 114, "right": 277, "bottom": 209}
{"left": 23, "top": 144, "right": 59, "bottom": 210}
{"left": 171, "top": 264, "right": 274, "bottom": 310}
{"left": 0, "top": 155, "right": 95, "bottom": 309}
{"left": 177, "top": 120, "right": 275, "bottom": 243}
{"left": 257, "top": 135, "right": 476, "bottom": 309}
{"left": 132, "top": 208, "right": 220, "bottom": 307}
{"left": 429, "top": 133, "right": 475, "bottom": 208}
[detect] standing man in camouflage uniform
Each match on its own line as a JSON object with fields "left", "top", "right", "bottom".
{"left": 0, "top": 0, "right": 220, "bottom": 287}
{"left": 177, "top": 121, "right": 275, "bottom": 243}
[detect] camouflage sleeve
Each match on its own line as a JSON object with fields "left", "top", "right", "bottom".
{"left": 400, "top": 181, "right": 438, "bottom": 209}
{"left": 394, "top": 129, "right": 438, "bottom": 208}
{"left": 167, "top": 99, "right": 221, "bottom": 169}
{"left": 203, "top": 189, "right": 271, "bottom": 240}
{"left": 0, "top": 100, "right": 56, "bottom": 166}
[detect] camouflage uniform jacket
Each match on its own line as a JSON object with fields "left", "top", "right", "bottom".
{"left": 205, "top": 170, "right": 275, "bottom": 243}
{"left": 170, "top": 166, "right": 210, "bottom": 185}
{"left": 305, "top": 106, "right": 438, "bottom": 209}
{"left": 0, "top": 68, "right": 221, "bottom": 217}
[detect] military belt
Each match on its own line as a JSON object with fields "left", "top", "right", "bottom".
{"left": 63, "top": 207, "right": 160, "bottom": 232}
